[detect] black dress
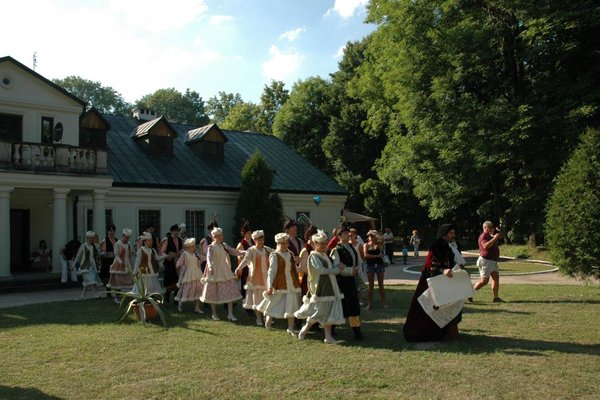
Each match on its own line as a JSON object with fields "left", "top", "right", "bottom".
{"left": 334, "top": 243, "right": 361, "bottom": 319}
{"left": 163, "top": 234, "right": 183, "bottom": 291}
{"left": 403, "top": 238, "right": 462, "bottom": 342}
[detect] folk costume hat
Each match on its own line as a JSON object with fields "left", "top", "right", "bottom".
{"left": 283, "top": 219, "right": 297, "bottom": 230}
{"left": 336, "top": 223, "right": 350, "bottom": 235}
{"left": 437, "top": 223, "right": 455, "bottom": 238}
{"left": 275, "top": 232, "right": 289, "bottom": 243}
{"left": 211, "top": 227, "right": 223, "bottom": 237}
{"left": 304, "top": 225, "right": 318, "bottom": 242}
{"left": 139, "top": 232, "right": 152, "bottom": 241}
{"left": 251, "top": 230, "right": 264, "bottom": 240}
{"left": 107, "top": 224, "right": 116, "bottom": 232}
{"left": 85, "top": 231, "right": 96, "bottom": 238}
{"left": 240, "top": 221, "right": 252, "bottom": 235}
{"left": 122, "top": 228, "right": 132, "bottom": 237}
{"left": 184, "top": 238, "right": 196, "bottom": 247}
{"left": 311, "top": 230, "right": 328, "bottom": 244}
{"left": 169, "top": 224, "right": 180, "bottom": 232}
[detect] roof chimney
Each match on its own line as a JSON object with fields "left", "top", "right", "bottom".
{"left": 132, "top": 107, "right": 159, "bottom": 122}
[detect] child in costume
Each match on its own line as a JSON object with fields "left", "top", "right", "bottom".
{"left": 132, "top": 232, "right": 165, "bottom": 295}
{"left": 106, "top": 228, "right": 135, "bottom": 303}
{"left": 73, "top": 231, "right": 104, "bottom": 299}
{"left": 295, "top": 231, "right": 345, "bottom": 343}
{"left": 200, "top": 227, "right": 245, "bottom": 321}
{"left": 175, "top": 238, "right": 205, "bottom": 314}
{"left": 235, "top": 230, "right": 272, "bottom": 325}
{"left": 257, "top": 233, "right": 302, "bottom": 337}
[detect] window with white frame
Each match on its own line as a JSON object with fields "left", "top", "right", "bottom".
{"left": 139, "top": 210, "right": 161, "bottom": 238}
{"left": 185, "top": 210, "right": 205, "bottom": 242}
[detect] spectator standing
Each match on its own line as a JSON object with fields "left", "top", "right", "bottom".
{"left": 383, "top": 227, "right": 395, "bottom": 265}
{"left": 474, "top": 221, "right": 504, "bottom": 302}
{"left": 409, "top": 230, "right": 421, "bottom": 257}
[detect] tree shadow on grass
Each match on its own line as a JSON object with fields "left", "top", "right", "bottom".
{"left": 333, "top": 318, "right": 600, "bottom": 357}
{"left": 0, "top": 385, "right": 64, "bottom": 400}
{"left": 506, "top": 299, "right": 600, "bottom": 305}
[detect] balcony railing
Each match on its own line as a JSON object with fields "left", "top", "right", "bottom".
{"left": 0, "top": 140, "right": 107, "bottom": 175}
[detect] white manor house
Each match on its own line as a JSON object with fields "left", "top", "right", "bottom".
{"left": 0, "top": 56, "right": 347, "bottom": 280}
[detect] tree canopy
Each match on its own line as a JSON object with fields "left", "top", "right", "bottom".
{"left": 137, "top": 88, "right": 209, "bottom": 126}
{"left": 53, "top": 76, "right": 131, "bottom": 116}
{"left": 545, "top": 128, "right": 600, "bottom": 279}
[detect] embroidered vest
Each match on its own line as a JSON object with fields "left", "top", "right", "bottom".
{"left": 140, "top": 249, "right": 158, "bottom": 274}
{"left": 272, "top": 252, "right": 300, "bottom": 290}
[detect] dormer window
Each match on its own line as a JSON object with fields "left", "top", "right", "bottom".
{"left": 131, "top": 116, "right": 176, "bottom": 156}
{"left": 185, "top": 123, "right": 227, "bottom": 162}
{"left": 79, "top": 108, "right": 110, "bottom": 148}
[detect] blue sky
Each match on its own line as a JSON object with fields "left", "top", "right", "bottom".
{"left": 1, "top": 0, "right": 375, "bottom": 104}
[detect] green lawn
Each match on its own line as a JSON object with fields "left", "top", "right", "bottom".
{"left": 406, "top": 260, "right": 555, "bottom": 274}
{"left": 464, "top": 244, "right": 551, "bottom": 262}
{"left": 1, "top": 285, "right": 599, "bottom": 399}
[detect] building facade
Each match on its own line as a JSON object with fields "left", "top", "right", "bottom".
{"left": 0, "top": 56, "right": 347, "bottom": 279}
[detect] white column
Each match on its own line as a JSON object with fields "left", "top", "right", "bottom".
{"left": 66, "top": 195, "right": 73, "bottom": 242}
{"left": 93, "top": 189, "right": 108, "bottom": 240}
{"left": 0, "top": 187, "right": 13, "bottom": 277}
{"left": 52, "top": 188, "right": 70, "bottom": 273}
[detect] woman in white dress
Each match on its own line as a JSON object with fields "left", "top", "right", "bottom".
{"left": 131, "top": 232, "right": 165, "bottom": 295}
{"left": 200, "top": 227, "right": 245, "bottom": 321}
{"left": 175, "top": 238, "right": 205, "bottom": 314}
{"left": 295, "top": 231, "right": 345, "bottom": 344}
{"left": 73, "top": 231, "right": 104, "bottom": 299}
{"left": 256, "top": 233, "right": 302, "bottom": 337}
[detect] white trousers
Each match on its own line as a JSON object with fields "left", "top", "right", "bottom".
{"left": 61, "top": 259, "right": 78, "bottom": 283}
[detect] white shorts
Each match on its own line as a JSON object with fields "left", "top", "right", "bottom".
{"left": 476, "top": 257, "right": 499, "bottom": 279}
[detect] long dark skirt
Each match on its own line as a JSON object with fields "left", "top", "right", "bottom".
{"left": 337, "top": 275, "right": 361, "bottom": 318}
{"left": 100, "top": 257, "right": 113, "bottom": 283}
{"left": 163, "top": 260, "right": 178, "bottom": 290}
{"left": 403, "top": 272, "right": 461, "bottom": 342}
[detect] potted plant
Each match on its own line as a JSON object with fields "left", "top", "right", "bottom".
{"left": 108, "top": 272, "right": 166, "bottom": 327}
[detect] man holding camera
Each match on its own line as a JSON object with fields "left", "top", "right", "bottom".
{"left": 474, "top": 221, "right": 504, "bottom": 302}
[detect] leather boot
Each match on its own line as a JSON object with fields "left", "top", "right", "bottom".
{"left": 352, "top": 327, "right": 364, "bottom": 341}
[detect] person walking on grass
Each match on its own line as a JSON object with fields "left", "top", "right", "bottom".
{"left": 73, "top": 231, "right": 104, "bottom": 299}
{"left": 474, "top": 221, "right": 504, "bottom": 303}
{"left": 410, "top": 230, "right": 421, "bottom": 257}
{"left": 295, "top": 230, "right": 345, "bottom": 343}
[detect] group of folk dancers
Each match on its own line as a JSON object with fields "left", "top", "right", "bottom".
{"left": 71, "top": 219, "right": 368, "bottom": 343}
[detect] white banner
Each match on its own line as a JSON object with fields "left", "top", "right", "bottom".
{"left": 418, "top": 288, "right": 464, "bottom": 329}
{"left": 426, "top": 269, "right": 474, "bottom": 307}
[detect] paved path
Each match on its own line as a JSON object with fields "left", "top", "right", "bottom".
{"left": 0, "top": 255, "right": 589, "bottom": 310}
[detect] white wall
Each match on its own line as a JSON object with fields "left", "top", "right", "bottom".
{"left": 0, "top": 61, "right": 83, "bottom": 146}
{"left": 75, "top": 187, "right": 347, "bottom": 244}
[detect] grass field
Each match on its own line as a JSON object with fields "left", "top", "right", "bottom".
{"left": 406, "top": 260, "right": 555, "bottom": 274}
{"left": 463, "top": 244, "right": 551, "bottom": 262}
{"left": 1, "top": 284, "right": 599, "bottom": 400}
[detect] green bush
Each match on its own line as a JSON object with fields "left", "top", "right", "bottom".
{"left": 232, "top": 150, "right": 284, "bottom": 246}
{"left": 545, "top": 128, "right": 600, "bottom": 279}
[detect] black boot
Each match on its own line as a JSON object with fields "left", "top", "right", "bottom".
{"left": 164, "top": 290, "right": 171, "bottom": 303}
{"left": 331, "top": 325, "right": 337, "bottom": 339}
{"left": 352, "top": 326, "right": 364, "bottom": 341}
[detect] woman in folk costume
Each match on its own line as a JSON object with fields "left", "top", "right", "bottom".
{"left": 403, "top": 223, "right": 464, "bottom": 342}
{"left": 295, "top": 231, "right": 345, "bottom": 343}
{"left": 175, "top": 238, "right": 205, "bottom": 314}
{"left": 200, "top": 227, "right": 245, "bottom": 321}
{"left": 330, "top": 224, "right": 364, "bottom": 340}
{"left": 235, "top": 230, "right": 272, "bottom": 325}
{"left": 235, "top": 221, "right": 253, "bottom": 303}
{"left": 257, "top": 233, "right": 302, "bottom": 336}
{"left": 298, "top": 224, "right": 319, "bottom": 297}
{"left": 106, "top": 228, "right": 135, "bottom": 303}
{"left": 199, "top": 222, "right": 218, "bottom": 273}
{"left": 99, "top": 224, "right": 117, "bottom": 283}
{"left": 160, "top": 224, "right": 184, "bottom": 303}
{"left": 132, "top": 232, "right": 166, "bottom": 295}
{"left": 73, "top": 231, "right": 104, "bottom": 299}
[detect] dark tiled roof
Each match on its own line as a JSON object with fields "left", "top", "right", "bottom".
{"left": 130, "top": 116, "right": 176, "bottom": 138}
{"left": 104, "top": 115, "right": 347, "bottom": 195}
